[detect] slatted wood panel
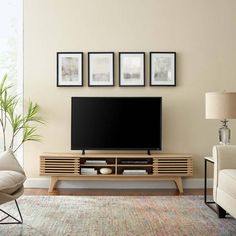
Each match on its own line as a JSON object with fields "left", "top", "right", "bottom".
{"left": 40, "top": 156, "right": 80, "bottom": 176}
{"left": 153, "top": 157, "right": 193, "bottom": 176}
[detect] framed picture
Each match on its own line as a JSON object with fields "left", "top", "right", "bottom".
{"left": 88, "top": 52, "right": 114, "bottom": 86}
{"left": 119, "top": 52, "right": 145, "bottom": 87}
{"left": 57, "top": 52, "right": 83, "bottom": 87}
{"left": 150, "top": 52, "right": 176, "bottom": 86}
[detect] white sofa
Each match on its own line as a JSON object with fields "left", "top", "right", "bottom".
{"left": 213, "top": 145, "right": 236, "bottom": 218}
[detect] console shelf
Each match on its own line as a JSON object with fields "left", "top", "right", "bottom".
{"left": 40, "top": 152, "right": 193, "bottom": 193}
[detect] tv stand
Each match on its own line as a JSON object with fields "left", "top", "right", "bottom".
{"left": 147, "top": 150, "right": 151, "bottom": 155}
{"left": 40, "top": 152, "right": 193, "bottom": 193}
{"left": 82, "top": 150, "right": 85, "bottom": 155}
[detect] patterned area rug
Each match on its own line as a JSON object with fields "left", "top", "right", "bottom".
{"left": 0, "top": 195, "right": 236, "bottom": 236}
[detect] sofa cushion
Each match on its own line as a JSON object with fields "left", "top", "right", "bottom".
{"left": 218, "top": 169, "right": 236, "bottom": 198}
{"left": 0, "top": 171, "right": 26, "bottom": 195}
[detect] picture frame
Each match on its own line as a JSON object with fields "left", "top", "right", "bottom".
{"left": 150, "top": 52, "right": 176, "bottom": 86}
{"left": 88, "top": 52, "right": 114, "bottom": 87}
{"left": 119, "top": 52, "right": 145, "bottom": 87}
{"left": 57, "top": 52, "right": 83, "bottom": 87}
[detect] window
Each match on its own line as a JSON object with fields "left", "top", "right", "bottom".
{"left": 0, "top": 0, "right": 23, "bottom": 164}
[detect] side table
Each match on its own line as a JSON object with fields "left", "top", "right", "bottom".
{"left": 204, "top": 156, "right": 216, "bottom": 212}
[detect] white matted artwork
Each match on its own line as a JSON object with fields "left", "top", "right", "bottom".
{"left": 150, "top": 52, "right": 176, "bottom": 86}
{"left": 88, "top": 52, "right": 114, "bottom": 86}
{"left": 119, "top": 52, "right": 145, "bottom": 86}
{"left": 57, "top": 52, "right": 83, "bottom": 87}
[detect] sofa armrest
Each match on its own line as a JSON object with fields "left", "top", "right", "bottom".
{"left": 212, "top": 145, "right": 236, "bottom": 201}
{"left": 213, "top": 145, "right": 236, "bottom": 170}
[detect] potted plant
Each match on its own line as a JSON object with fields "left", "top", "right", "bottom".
{"left": 0, "top": 74, "right": 44, "bottom": 153}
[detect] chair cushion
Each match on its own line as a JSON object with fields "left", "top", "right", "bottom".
{"left": 218, "top": 169, "right": 236, "bottom": 198}
{"left": 0, "top": 150, "right": 25, "bottom": 174}
{"left": 0, "top": 171, "right": 26, "bottom": 195}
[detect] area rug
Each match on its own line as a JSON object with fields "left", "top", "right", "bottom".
{"left": 0, "top": 196, "right": 236, "bottom": 236}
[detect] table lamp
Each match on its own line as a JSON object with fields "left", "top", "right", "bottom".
{"left": 205, "top": 92, "right": 236, "bottom": 144}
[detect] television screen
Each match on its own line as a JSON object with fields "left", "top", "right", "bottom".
{"left": 71, "top": 97, "right": 162, "bottom": 151}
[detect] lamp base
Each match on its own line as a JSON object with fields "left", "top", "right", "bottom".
{"left": 219, "top": 119, "right": 230, "bottom": 145}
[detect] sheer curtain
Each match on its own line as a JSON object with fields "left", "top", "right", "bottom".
{"left": 0, "top": 0, "right": 23, "bottom": 164}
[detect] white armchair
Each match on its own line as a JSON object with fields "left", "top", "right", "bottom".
{"left": 0, "top": 150, "right": 26, "bottom": 224}
{"left": 213, "top": 145, "right": 236, "bottom": 218}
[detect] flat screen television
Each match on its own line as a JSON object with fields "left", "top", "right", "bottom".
{"left": 71, "top": 97, "right": 162, "bottom": 152}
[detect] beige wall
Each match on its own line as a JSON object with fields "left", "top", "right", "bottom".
{"left": 24, "top": 0, "right": 236, "bottom": 178}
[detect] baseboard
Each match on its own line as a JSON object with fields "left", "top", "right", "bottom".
{"left": 24, "top": 178, "right": 213, "bottom": 189}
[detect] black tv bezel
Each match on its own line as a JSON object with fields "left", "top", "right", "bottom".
{"left": 71, "top": 97, "right": 162, "bottom": 151}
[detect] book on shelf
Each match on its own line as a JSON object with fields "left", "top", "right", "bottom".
{"left": 84, "top": 160, "right": 107, "bottom": 165}
{"left": 122, "top": 172, "right": 148, "bottom": 175}
{"left": 81, "top": 172, "right": 97, "bottom": 175}
{"left": 121, "top": 160, "right": 149, "bottom": 164}
{"left": 81, "top": 168, "right": 97, "bottom": 175}
{"left": 122, "top": 169, "right": 148, "bottom": 175}
{"left": 81, "top": 168, "right": 96, "bottom": 171}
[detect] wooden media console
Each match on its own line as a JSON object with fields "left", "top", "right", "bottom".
{"left": 40, "top": 153, "right": 193, "bottom": 193}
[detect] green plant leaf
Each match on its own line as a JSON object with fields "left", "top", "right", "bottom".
{"left": 0, "top": 74, "right": 45, "bottom": 152}
{"left": 23, "top": 126, "right": 41, "bottom": 142}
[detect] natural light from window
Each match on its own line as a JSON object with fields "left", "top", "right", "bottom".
{"left": 0, "top": 0, "right": 23, "bottom": 164}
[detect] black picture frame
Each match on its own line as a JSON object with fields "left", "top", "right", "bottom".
{"left": 57, "top": 52, "right": 83, "bottom": 87}
{"left": 119, "top": 52, "right": 145, "bottom": 87}
{"left": 150, "top": 52, "right": 176, "bottom": 86}
{"left": 88, "top": 52, "right": 114, "bottom": 87}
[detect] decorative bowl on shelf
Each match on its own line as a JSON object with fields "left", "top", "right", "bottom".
{"left": 100, "top": 168, "right": 112, "bottom": 175}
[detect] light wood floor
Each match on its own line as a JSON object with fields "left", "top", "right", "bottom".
{"left": 24, "top": 188, "right": 212, "bottom": 196}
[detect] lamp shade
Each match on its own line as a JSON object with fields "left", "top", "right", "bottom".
{"left": 205, "top": 92, "right": 236, "bottom": 119}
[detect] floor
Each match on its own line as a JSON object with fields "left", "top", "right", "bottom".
{"left": 24, "top": 188, "right": 212, "bottom": 196}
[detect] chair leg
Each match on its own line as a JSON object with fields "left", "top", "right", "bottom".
{"left": 0, "top": 200, "right": 23, "bottom": 224}
{"left": 217, "top": 204, "right": 226, "bottom": 218}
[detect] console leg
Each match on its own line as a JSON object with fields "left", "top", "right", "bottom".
{"left": 217, "top": 204, "right": 226, "bottom": 218}
{"left": 175, "top": 177, "right": 183, "bottom": 193}
{"left": 49, "top": 177, "right": 58, "bottom": 193}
